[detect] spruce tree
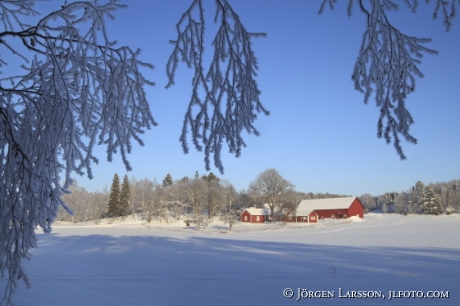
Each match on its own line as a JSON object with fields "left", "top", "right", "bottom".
{"left": 107, "top": 174, "right": 120, "bottom": 217}
{"left": 202, "top": 172, "right": 219, "bottom": 184}
{"left": 162, "top": 173, "right": 173, "bottom": 187}
{"left": 420, "top": 187, "right": 442, "bottom": 215}
{"left": 119, "top": 175, "right": 131, "bottom": 217}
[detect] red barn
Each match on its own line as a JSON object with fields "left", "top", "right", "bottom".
{"left": 295, "top": 197, "right": 364, "bottom": 221}
{"left": 241, "top": 208, "right": 266, "bottom": 223}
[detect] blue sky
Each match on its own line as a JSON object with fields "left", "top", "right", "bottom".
{"left": 35, "top": 0, "right": 460, "bottom": 196}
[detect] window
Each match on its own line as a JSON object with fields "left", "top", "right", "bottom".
{"left": 256, "top": 216, "right": 260, "bottom": 221}
{"left": 311, "top": 216, "right": 316, "bottom": 220}
{"left": 244, "top": 216, "right": 248, "bottom": 221}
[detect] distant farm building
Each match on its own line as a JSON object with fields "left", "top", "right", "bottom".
{"left": 287, "top": 197, "right": 364, "bottom": 223}
{"left": 285, "top": 210, "right": 319, "bottom": 223}
{"left": 241, "top": 197, "right": 364, "bottom": 224}
{"left": 240, "top": 208, "right": 267, "bottom": 223}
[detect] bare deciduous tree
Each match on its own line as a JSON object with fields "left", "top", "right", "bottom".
{"left": 220, "top": 180, "right": 238, "bottom": 210}
{"left": 152, "top": 184, "right": 170, "bottom": 223}
{"left": 235, "top": 190, "right": 248, "bottom": 207}
{"left": 168, "top": 180, "right": 189, "bottom": 220}
{"left": 60, "top": 181, "right": 91, "bottom": 222}
{"left": 394, "top": 191, "right": 410, "bottom": 214}
{"left": 359, "top": 193, "right": 377, "bottom": 212}
{"left": 58, "top": 183, "right": 108, "bottom": 224}
{"left": 202, "top": 172, "right": 221, "bottom": 220}
{"left": 186, "top": 177, "right": 207, "bottom": 219}
{"left": 249, "top": 168, "right": 294, "bottom": 220}
{"left": 129, "top": 176, "right": 140, "bottom": 215}
{"left": 219, "top": 180, "right": 238, "bottom": 231}
{"left": 88, "top": 191, "right": 109, "bottom": 225}
{"left": 138, "top": 179, "right": 155, "bottom": 223}
{"left": 278, "top": 189, "right": 301, "bottom": 224}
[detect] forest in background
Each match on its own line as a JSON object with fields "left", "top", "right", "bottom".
{"left": 58, "top": 170, "right": 460, "bottom": 224}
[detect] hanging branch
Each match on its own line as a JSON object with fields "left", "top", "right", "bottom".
{"left": 0, "top": 1, "right": 156, "bottom": 303}
{"left": 166, "top": 0, "right": 207, "bottom": 155}
{"left": 353, "top": 0, "right": 438, "bottom": 159}
{"left": 319, "top": 0, "right": 449, "bottom": 159}
{"left": 431, "top": 0, "right": 459, "bottom": 31}
{"left": 166, "top": 0, "right": 268, "bottom": 173}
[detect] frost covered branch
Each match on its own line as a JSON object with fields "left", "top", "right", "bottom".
{"left": 319, "top": 0, "right": 456, "bottom": 159}
{"left": 353, "top": 0, "right": 438, "bottom": 159}
{"left": 0, "top": 1, "right": 155, "bottom": 303}
{"left": 320, "top": 0, "right": 459, "bottom": 29}
{"left": 430, "top": 0, "right": 459, "bottom": 31}
{"left": 166, "top": 0, "right": 268, "bottom": 173}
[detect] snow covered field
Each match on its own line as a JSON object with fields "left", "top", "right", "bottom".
{"left": 4, "top": 213, "right": 460, "bottom": 305}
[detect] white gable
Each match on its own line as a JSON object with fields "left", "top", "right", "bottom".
{"left": 296, "top": 197, "right": 357, "bottom": 216}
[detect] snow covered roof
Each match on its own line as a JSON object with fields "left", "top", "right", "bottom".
{"left": 240, "top": 204, "right": 279, "bottom": 216}
{"left": 296, "top": 197, "right": 358, "bottom": 216}
{"left": 242, "top": 207, "right": 267, "bottom": 216}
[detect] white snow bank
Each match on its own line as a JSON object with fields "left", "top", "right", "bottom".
{"left": 349, "top": 215, "right": 364, "bottom": 222}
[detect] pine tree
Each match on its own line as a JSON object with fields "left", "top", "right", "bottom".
{"left": 420, "top": 187, "right": 442, "bottom": 215}
{"left": 107, "top": 174, "right": 120, "bottom": 217}
{"left": 162, "top": 173, "right": 173, "bottom": 187}
{"left": 202, "top": 172, "right": 219, "bottom": 184}
{"left": 119, "top": 175, "right": 131, "bottom": 217}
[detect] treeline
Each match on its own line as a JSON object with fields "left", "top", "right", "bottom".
{"left": 60, "top": 171, "right": 458, "bottom": 224}
{"left": 58, "top": 172, "right": 241, "bottom": 224}
{"left": 57, "top": 180, "right": 109, "bottom": 223}
{"left": 57, "top": 170, "right": 349, "bottom": 224}
{"left": 359, "top": 179, "right": 460, "bottom": 215}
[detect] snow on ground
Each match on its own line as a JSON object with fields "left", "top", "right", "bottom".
{"left": 3, "top": 213, "right": 460, "bottom": 305}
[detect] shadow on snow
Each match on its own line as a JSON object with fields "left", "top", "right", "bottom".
{"left": 3, "top": 233, "right": 459, "bottom": 306}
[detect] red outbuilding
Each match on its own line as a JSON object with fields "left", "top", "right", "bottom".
{"left": 285, "top": 210, "right": 319, "bottom": 223}
{"left": 294, "top": 197, "right": 364, "bottom": 221}
{"left": 241, "top": 208, "right": 266, "bottom": 223}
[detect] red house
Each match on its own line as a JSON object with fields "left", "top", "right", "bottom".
{"left": 241, "top": 208, "right": 266, "bottom": 223}
{"left": 286, "top": 197, "right": 364, "bottom": 223}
